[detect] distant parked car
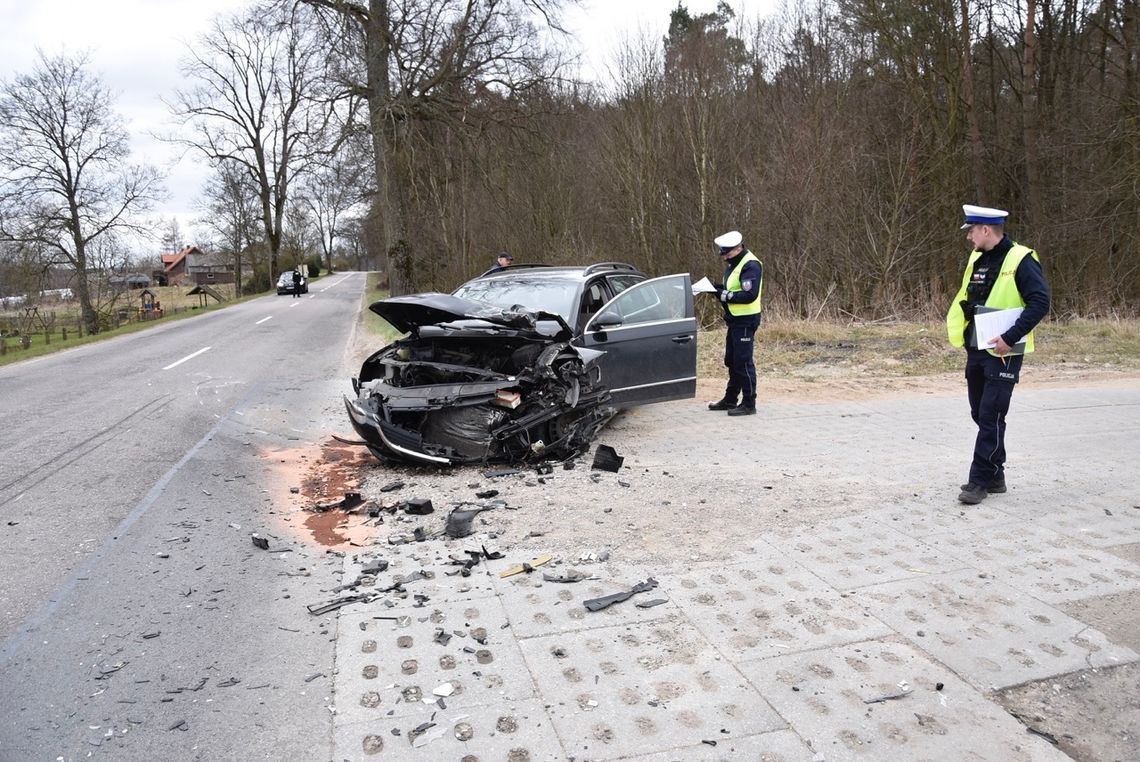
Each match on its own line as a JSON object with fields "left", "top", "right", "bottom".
{"left": 345, "top": 262, "right": 697, "bottom": 466}
{"left": 276, "top": 271, "right": 307, "bottom": 295}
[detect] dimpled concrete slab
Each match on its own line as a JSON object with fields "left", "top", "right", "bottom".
{"left": 866, "top": 502, "right": 1017, "bottom": 538}
{"left": 333, "top": 596, "right": 534, "bottom": 731}
{"left": 758, "top": 515, "right": 969, "bottom": 590}
{"left": 923, "top": 523, "right": 1140, "bottom": 604}
{"left": 995, "top": 492, "right": 1140, "bottom": 548}
{"left": 857, "top": 570, "right": 1138, "bottom": 690}
{"left": 741, "top": 639, "right": 1069, "bottom": 762}
{"left": 487, "top": 560, "right": 678, "bottom": 638}
{"left": 519, "top": 615, "right": 785, "bottom": 760}
{"left": 333, "top": 698, "right": 565, "bottom": 761}
{"left": 661, "top": 557, "right": 891, "bottom": 660}
{"left": 620, "top": 729, "right": 817, "bottom": 762}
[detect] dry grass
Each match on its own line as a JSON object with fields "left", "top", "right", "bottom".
{"left": 697, "top": 317, "right": 1140, "bottom": 380}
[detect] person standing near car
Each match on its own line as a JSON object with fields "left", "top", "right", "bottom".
{"left": 292, "top": 268, "right": 303, "bottom": 298}
{"left": 707, "top": 230, "right": 763, "bottom": 416}
{"left": 946, "top": 204, "right": 1050, "bottom": 505}
{"left": 483, "top": 251, "right": 513, "bottom": 275}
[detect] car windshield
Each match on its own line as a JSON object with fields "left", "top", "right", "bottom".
{"left": 452, "top": 277, "right": 579, "bottom": 322}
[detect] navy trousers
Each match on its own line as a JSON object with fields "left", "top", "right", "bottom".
{"left": 722, "top": 316, "right": 761, "bottom": 407}
{"left": 964, "top": 350, "right": 1023, "bottom": 486}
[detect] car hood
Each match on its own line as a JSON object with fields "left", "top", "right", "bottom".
{"left": 370, "top": 293, "right": 571, "bottom": 336}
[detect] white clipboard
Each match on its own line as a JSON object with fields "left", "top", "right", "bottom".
{"left": 974, "top": 306, "right": 1023, "bottom": 349}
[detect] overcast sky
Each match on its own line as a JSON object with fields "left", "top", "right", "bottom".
{"left": 0, "top": 0, "right": 765, "bottom": 250}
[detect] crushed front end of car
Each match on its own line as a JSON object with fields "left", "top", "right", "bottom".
{"left": 346, "top": 294, "right": 614, "bottom": 466}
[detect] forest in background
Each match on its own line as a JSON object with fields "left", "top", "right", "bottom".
{"left": 3, "top": 0, "right": 1138, "bottom": 333}
{"left": 361, "top": 0, "right": 1138, "bottom": 320}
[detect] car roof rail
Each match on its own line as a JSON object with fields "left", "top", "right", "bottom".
{"left": 582, "top": 262, "right": 640, "bottom": 276}
{"left": 494, "top": 263, "right": 552, "bottom": 271}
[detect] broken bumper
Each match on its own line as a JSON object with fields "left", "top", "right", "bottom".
{"left": 344, "top": 395, "right": 454, "bottom": 466}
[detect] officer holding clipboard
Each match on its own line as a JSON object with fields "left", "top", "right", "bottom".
{"left": 946, "top": 205, "right": 1051, "bottom": 504}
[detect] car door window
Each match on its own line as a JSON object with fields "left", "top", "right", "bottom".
{"left": 578, "top": 282, "right": 608, "bottom": 325}
{"left": 606, "top": 274, "right": 641, "bottom": 296}
{"left": 589, "top": 274, "right": 689, "bottom": 328}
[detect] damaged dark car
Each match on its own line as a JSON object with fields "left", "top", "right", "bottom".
{"left": 345, "top": 263, "right": 697, "bottom": 466}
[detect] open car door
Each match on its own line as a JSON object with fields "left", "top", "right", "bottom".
{"left": 576, "top": 273, "right": 697, "bottom": 408}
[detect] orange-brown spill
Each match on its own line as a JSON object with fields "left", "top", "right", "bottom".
{"left": 263, "top": 438, "right": 380, "bottom": 549}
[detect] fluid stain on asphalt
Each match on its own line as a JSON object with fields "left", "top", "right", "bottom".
{"left": 266, "top": 439, "right": 377, "bottom": 548}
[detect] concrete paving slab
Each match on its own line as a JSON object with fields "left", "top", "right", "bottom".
{"left": 661, "top": 557, "right": 891, "bottom": 660}
{"left": 923, "top": 524, "right": 1140, "bottom": 603}
{"left": 866, "top": 501, "right": 1017, "bottom": 538}
{"left": 333, "top": 697, "right": 565, "bottom": 760}
{"left": 740, "top": 639, "right": 1070, "bottom": 761}
{"left": 993, "top": 495, "right": 1140, "bottom": 548}
{"left": 856, "top": 570, "right": 1138, "bottom": 690}
{"left": 332, "top": 595, "right": 535, "bottom": 730}
{"left": 758, "top": 515, "right": 970, "bottom": 590}
{"left": 620, "top": 728, "right": 818, "bottom": 761}
{"left": 487, "top": 560, "right": 677, "bottom": 638}
{"left": 518, "top": 615, "right": 785, "bottom": 760}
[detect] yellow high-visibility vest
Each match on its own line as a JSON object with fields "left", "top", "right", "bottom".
{"left": 726, "top": 252, "right": 763, "bottom": 317}
{"left": 946, "top": 243, "right": 1038, "bottom": 355}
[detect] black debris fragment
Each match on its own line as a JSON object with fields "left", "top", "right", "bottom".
{"left": 362, "top": 560, "right": 390, "bottom": 575}
{"left": 535, "top": 462, "right": 553, "bottom": 475}
{"left": 1025, "top": 726, "right": 1060, "bottom": 745}
{"left": 217, "top": 677, "right": 241, "bottom": 687}
{"left": 304, "top": 672, "right": 325, "bottom": 683}
{"left": 445, "top": 505, "right": 491, "bottom": 539}
{"left": 306, "top": 592, "right": 378, "bottom": 616}
{"left": 408, "top": 721, "right": 436, "bottom": 743}
{"left": 168, "top": 720, "right": 188, "bottom": 732}
{"left": 583, "top": 578, "right": 658, "bottom": 612}
{"left": 701, "top": 739, "right": 717, "bottom": 746}
{"left": 591, "top": 444, "right": 623, "bottom": 472}
{"left": 475, "top": 489, "right": 499, "bottom": 499}
{"left": 482, "top": 545, "right": 504, "bottom": 560}
{"left": 251, "top": 534, "right": 269, "bottom": 550}
{"left": 935, "top": 682, "right": 944, "bottom": 691}
{"left": 635, "top": 598, "right": 668, "bottom": 609}
{"left": 402, "top": 498, "right": 434, "bottom": 515}
{"left": 482, "top": 469, "right": 520, "bottom": 478}
{"left": 379, "top": 481, "right": 405, "bottom": 492}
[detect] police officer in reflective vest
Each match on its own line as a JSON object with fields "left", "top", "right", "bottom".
{"left": 707, "top": 230, "right": 763, "bottom": 416}
{"left": 946, "top": 205, "right": 1050, "bottom": 504}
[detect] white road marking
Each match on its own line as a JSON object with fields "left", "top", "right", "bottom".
{"left": 162, "top": 346, "right": 212, "bottom": 370}
{"left": 256, "top": 316, "right": 273, "bottom": 325}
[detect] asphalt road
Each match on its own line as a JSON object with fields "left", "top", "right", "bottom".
{"left": 0, "top": 273, "right": 368, "bottom": 760}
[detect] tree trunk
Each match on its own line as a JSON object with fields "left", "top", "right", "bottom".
{"left": 1023, "top": 0, "right": 1042, "bottom": 228}
{"left": 960, "top": 0, "right": 988, "bottom": 200}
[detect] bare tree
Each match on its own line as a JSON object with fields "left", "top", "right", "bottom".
{"left": 196, "top": 159, "right": 262, "bottom": 295}
{"left": 300, "top": 0, "right": 576, "bottom": 294}
{"left": 166, "top": 2, "right": 334, "bottom": 282}
{"left": 0, "top": 51, "right": 165, "bottom": 334}
{"left": 296, "top": 136, "right": 371, "bottom": 273}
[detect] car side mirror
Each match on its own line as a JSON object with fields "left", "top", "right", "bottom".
{"left": 592, "top": 309, "right": 622, "bottom": 329}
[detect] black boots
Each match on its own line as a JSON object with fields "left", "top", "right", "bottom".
{"left": 727, "top": 404, "right": 756, "bottom": 416}
{"left": 707, "top": 398, "right": 736, "bottom": 411}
